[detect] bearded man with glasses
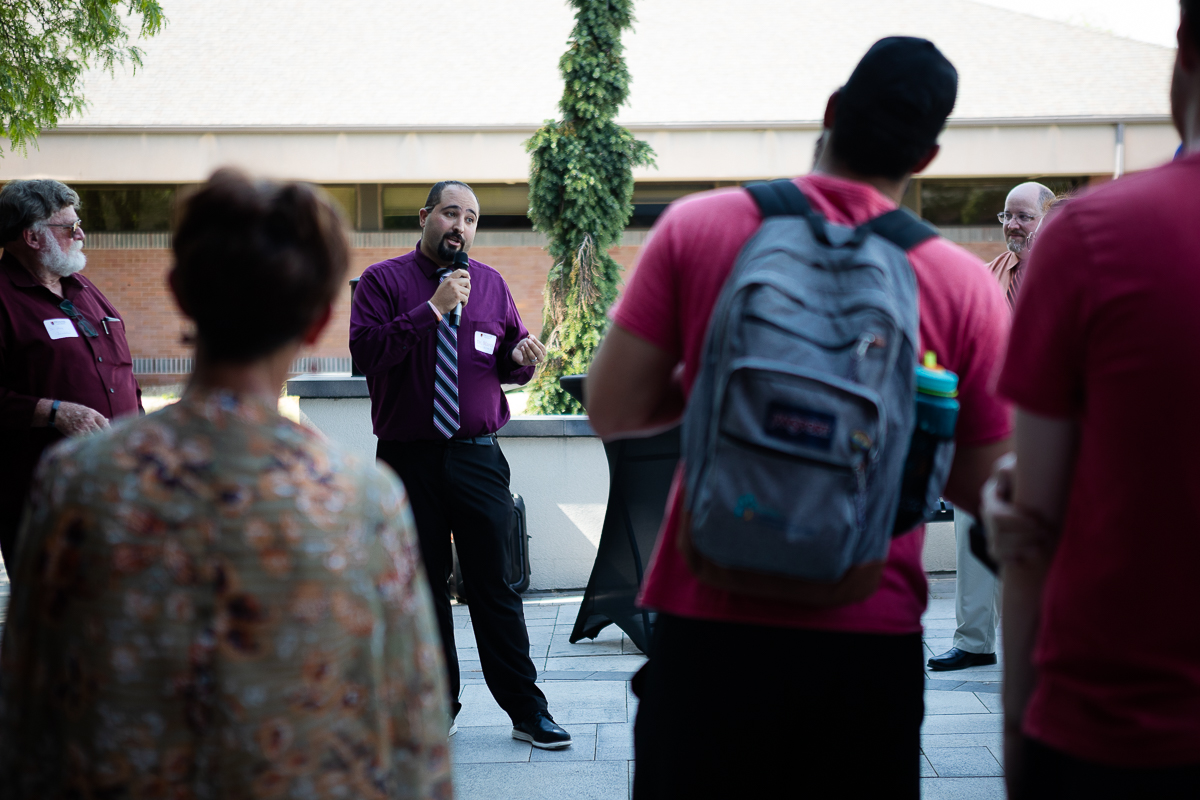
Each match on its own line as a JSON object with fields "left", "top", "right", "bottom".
{"left": 926, "top": 179, "right": 1053, "bottom": 673}
{"left": 0, "top": 180, "right": 142, "bottom": 579}
{"left": 990, "top": 181, "right": 1055, "bottom": 310}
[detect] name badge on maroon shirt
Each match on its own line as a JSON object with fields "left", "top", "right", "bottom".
{"left": 44, "top": 319, "right": 79, "bottom": 340}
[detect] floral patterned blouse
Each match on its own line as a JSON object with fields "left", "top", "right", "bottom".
{"left": 0, "top": 389, "right": 453, "bottom": 799}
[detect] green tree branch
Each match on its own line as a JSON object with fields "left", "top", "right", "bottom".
{"left": 1, "top": 0, "right": 166, "bottom": 155}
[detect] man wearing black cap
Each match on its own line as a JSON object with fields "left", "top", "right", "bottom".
{"left": 586, "top": 38, "right": 1012, "bottom": 797}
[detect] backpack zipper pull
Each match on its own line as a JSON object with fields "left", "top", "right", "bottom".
{"left": 854, "top": 333, "right": 877, "bottom": 359}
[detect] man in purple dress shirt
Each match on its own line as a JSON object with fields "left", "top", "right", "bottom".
{"left": 0, "top": 180, "right": 142, "bottom": 578}
{"left": 349, "top": 181, "right": 572, "bottom": 749}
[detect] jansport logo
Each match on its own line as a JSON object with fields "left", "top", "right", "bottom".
{"left": 764, "top": 402, "right": 836, "bottom": 449}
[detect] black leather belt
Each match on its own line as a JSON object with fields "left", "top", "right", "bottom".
{"left": 450, "top": 433, "right": 497, "bottom": 445}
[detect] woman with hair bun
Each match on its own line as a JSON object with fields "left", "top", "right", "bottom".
{"left": 0, "top": 169, "right": 453, "bottom": 799}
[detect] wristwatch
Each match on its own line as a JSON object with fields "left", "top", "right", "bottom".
{"left": 48, "top": 399, "right": 61, "bottom": 429}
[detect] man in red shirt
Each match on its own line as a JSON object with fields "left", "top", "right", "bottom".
{"left": 985, "top": 3, "right": 1200, "bottom": 796}
{"left": 0, "top": 180, "right": 141, "bottom": 575}
{"left": 588, "top": 38, "right": 1011, "bottom": 798}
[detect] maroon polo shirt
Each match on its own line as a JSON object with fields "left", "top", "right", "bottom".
{"left": 349, "top": 247, "right": 534, "bottom": 442}
{"left": 0, "top": 251, "right": 141, "bottom": 537}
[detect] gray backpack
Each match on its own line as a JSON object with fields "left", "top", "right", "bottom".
{"left": 678, "top": 179, "right": 939, "bottom": 606}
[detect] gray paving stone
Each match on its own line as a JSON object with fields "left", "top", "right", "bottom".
{"left": 924, "top": 747, "right": 1004, "bottom": 777}
{"left": 920, "top": 777, "right": 1006, "bottom": 799}
{"left": 922, "top": 598, "right": 957, "bottom": 619}
{"left": 596, "top": 723, "right": 634, "bottom": 761}
{"left": 953, "top": 681, "right": 1002, "bottom": 694}
{"left": 975, "top": 692, "right": 1003, "bottom": 713}
{"left": 530, "top": 724, "right": 597, "bottom": 761}
{"left": 524, "top": 607, "right": 562, "bottom": 620}
{"left": 922, "top": 732, "right": 1004, "bottom": 750}
{"left": 453, "top": 760, "right": 628, "bottom": 800}
{"left": 922, "top": 713, "right": 1005, "bottom": 735}
{"left": 922, "top": 625, "right": 959, "bottom": 638}
{"left": 556, "top": 604, "right": 584, "bottom": 623}
{"left": 457, "top": 685, "right": 515, "bottom": 727}
{"left": 546, "top": 655, "right": 648, "bottom": 672}
{"left": 537, "top": 670, "right": 599, "bottom": 682}
{"left": 549, "top": 634, "right": 624, "bottom": 658}
{"left": 539, "top": 681, "right": 628, "bottom": 725}
{"left": 920, "top": 754, "right": 937, "bottom": 777}
{"left": 925, "top": 689, "right": 989, "bottom": 715}
{"left": 925, "top": 637, "right": 954, "bottom": 654}
{"left": 452, "top": 725, "right": 532, "bottom": 764}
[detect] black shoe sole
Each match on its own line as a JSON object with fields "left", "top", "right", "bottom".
{"left": 512, "top": 730, "right": 572, "bottom": 750}
{"left": 928, "top": 653, "right": 998, "bottom": 671}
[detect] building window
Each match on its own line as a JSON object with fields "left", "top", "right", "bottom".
{"left": 917, "top": 177, "right": 1090, "bottom": 226}
{"left": 320, "top": 186, "right": 358, "bottom": 227}
{"left": 383, "top": 184, "right": 534, "bottom": 230}
{"left": 76, "top": 185, "right": 176, "bottom": 232}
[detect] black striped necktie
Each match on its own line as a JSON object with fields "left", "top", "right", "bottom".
{"left": 432, "top": 272, "right": 460, "bottom": 438}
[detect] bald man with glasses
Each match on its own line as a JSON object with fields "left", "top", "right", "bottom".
{"left": 928, "top": 180, "right": 1052, "bottom": 672}
{"left": 0, "top": 180, "right": 142, "bottom": 577}
{"left": 990, "top": 181, "right": 1054, "bottom": 309}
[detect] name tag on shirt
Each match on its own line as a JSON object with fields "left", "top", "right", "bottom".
{"left": 44, "top": 319, "right": 79, "bottom": 340}
{"left": 475, "top": 331, "right": 498, "bottom": 354}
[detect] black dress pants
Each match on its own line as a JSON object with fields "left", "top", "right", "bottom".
{"left": 377, "top": 438, "right": 547, "bottom": 723}
{"left": 633, "top": 613, "right": 925, "bottom": 800}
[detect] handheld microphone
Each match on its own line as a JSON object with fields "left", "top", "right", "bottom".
{"left": 450, "top": 251, "right": 469, "bottom": 327}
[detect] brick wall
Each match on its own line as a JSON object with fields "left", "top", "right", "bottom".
{"left": 80, "top": 244, "right": 644, "bottom": 385}
{"left": 80, "top": 238, "right": 1004, "bottom": 386}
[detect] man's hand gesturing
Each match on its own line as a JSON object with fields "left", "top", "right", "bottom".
{"left": 431, "top": 269, "right": 471, "bottom": 315}
{"left": 511, "top": 334, "right": 548, "bottom": 367}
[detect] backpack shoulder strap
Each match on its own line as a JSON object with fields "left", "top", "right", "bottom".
{"left": 746, "top": 179, "right": 815, "bottom": 218}
{"left": 858, "top": 207, "right": 939, "bottom": 251}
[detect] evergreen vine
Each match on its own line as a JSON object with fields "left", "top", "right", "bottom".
{"left": 524, "top": 0, "right": 654, "bottom": 414}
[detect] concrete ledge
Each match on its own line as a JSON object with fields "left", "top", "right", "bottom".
{"left": 499, "top": 416, "right": 595, "bottom": 437}
{"left": 286, "top": 374, "right": 371, "bottom": 398}
{"left": 286, "top": 375, "right": 595, "bottom": 436}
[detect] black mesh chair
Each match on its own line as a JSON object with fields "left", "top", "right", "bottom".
{"left": 560, "top": 375, "right": 679, "bottom": 655}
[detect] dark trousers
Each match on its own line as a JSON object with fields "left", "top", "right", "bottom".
{"left": 1022, "top": 736, "right": 1200, "bottom": 799}
{"left": 633, "top": 613, "right": 924, "bottom": 800}
{"left": 377, "top": 438, "right": 547, "bottom": 723}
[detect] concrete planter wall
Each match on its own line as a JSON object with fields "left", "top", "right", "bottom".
{"left": 287, "top": 375, "right": 956, "bottom": 591}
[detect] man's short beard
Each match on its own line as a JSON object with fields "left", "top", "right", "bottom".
{"left": 436, "top": 235, "right": 466, "bottom": 263}
{"left": 1006, "top": 236, "right": 1026, "bottom": 256}
{"left": 38, "top": 227, "right": 87, "bottom": 277}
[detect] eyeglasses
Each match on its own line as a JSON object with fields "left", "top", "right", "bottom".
{"left": 45, "top": 220, "right": 84, "bottom": 236}
{"left": 997, "top": 212, "right": 1040, "bottom": 225}
{"left": 59, "top": 298, "right": 99, "bottom": 338}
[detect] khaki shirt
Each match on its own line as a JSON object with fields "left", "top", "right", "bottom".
{"left": 987, "top": 250, "right": 1021, "bottom": 307}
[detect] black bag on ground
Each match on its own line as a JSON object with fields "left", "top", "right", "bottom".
{"left": 450, "top": 493, "right": 531, "bottom": 603}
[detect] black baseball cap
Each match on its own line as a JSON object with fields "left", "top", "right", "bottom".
{"left": 831, "top": 37, "right": 958, "bottom": 179}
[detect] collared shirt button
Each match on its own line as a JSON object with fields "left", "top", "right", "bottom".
{"left": 109, "top": 387, "right": 115, "bottom": 393}
{"left": 98, "top": 356, "right": 103, "bottom": 362}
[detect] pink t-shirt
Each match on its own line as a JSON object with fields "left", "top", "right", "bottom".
{"left": 998, "top": 152, "right": 1200, "bottom": 767}
{"left": 613, "top": 174, "right": 1012, "bottom": 634}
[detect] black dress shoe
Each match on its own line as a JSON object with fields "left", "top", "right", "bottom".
{"left": 512, "top": 713, "right": 572, "bottom": 750}
{"left": 928, "top": 647, "right": 998, "bottom": 671}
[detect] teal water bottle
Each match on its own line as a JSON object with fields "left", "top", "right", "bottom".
{"left": 915, "top": 351, "right": 959, "bottom": 439}
{"left": 893, "top": 352, "right": 960, "bottom": 533}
